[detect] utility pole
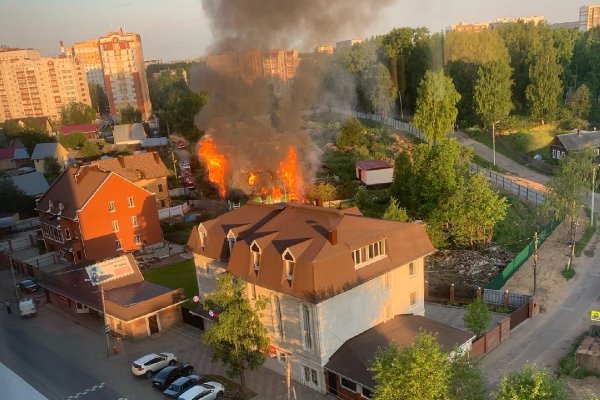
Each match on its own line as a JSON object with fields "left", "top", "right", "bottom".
{"left": 9, "top": 254, "right": 19, "bottom": 303}
{"left": 100, "top": 283, "right": 111, "bottom": 357}
{"left": 533, "top": 231, "right": 538, "bottom": 295}
{"left": 492, "top": 120, "right": 500, "bottom": 166}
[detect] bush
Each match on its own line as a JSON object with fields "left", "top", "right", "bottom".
{"left": 561, "top": 268, "right": 575, "bottom": 280}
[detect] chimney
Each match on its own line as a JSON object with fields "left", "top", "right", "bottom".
{"left": 328, "top": 229, "right": 338, "bottom": 246}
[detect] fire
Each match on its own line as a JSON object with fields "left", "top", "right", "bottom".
{"left": 271, "top": 187, "right": 282, "bottom": 200}
{"left": 248, "top": 172, "right": 257, "bottom": 186}
{"left": 198, "top": 137, "right": 227, "bottom": 197}
{"left": 277, "top": 146, "right": 303, "bottom": 201}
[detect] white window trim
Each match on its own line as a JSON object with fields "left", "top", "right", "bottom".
{"left": 108, "top": 200, "right": 115, "bottom": 212}
{"left": 300, "top": 304, "right": 313, "bottom": 351}
{"left": 409, "top": 261, "right": 416, "bottom": 277}
{"left": 409, "top": 290, "right": 418, "bottom": 308}
{"left": 250, "top": 241, "right": 261, "bottom": 271}
{"left": 352, "top": 239, "right": 387, "bottom": 269}
{"left": 131, "top": 215, "right": 138, "bottom": 227}
{"left": 340, "top": 376, "right": 358, "bottom": 393}
{"left": 282, "top": 249, "right": 295, "bottom": 281}
{"left": 198, "top": 225, "right": 207, "bottom": 248}
{"left": 127, "top": 196, "right": 135, "bottom": 208}
{"left": 272, "top": 295, "right": 284, "bottom": 339}
{"left": 112, "top": 220, "right": 120, "bottom": 232}
{"left": 134, "top": 234, "right": 142, "bottom": 245}
{"left": 227, "top": 230, "right": 236, "bottom": 254}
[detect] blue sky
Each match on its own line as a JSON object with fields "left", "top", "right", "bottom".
{"left": 0, "top": 0, "right": 589, "bottom": 62}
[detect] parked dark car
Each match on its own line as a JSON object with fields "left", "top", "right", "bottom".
{"left": 163, "top": 374, "right": 203, "bottom": 399}
{"left": 151, "top": 363, "right": 193, "bottom": 390}
{"left": 17, "top": 279, "right": 39, "bottom": 294}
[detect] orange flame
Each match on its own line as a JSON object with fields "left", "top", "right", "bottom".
{"left": 248, "top": 172, "right": 257, "bottom": 186}
{"left": 198, "top": 137, "right": 227, "bottom": 197}
{"left": 271, "top": 187, "right": 282, "bottom": 200}
{"left": 277, "top": 146, "right": 303, "bottom": 201}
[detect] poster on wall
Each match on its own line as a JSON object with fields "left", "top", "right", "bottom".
{"left": 85, "top": 255, "right": 134, "bottom": 285}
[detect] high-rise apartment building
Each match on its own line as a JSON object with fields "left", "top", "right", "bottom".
{"left": 98, "top": 30, "right": 151, "bottom": 119}
{"left": 71, "top": 39, "right": 104, "bottom": 90}
{"left": 580, "top": 5, "right": 600, "bottom": 31}
{"left": 0, "top": 48, "right": 91, "bottom": 123}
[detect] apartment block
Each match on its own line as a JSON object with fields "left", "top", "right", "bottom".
{"left": 71, "top": 39, "right": 104, "bottom": 90}
{"left": 0, "top": 48, "right": 91, "bottom": 123}
{"left": 580, "top": 5, "right": 600, "bottom": 31}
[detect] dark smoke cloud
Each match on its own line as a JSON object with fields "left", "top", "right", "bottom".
{"left": 202, "top": 0, "right": 395, "bottom": 51}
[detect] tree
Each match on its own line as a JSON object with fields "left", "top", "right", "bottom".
{"left": 337, "top": 117, "right": 367, "bottom": 148}
{"left": 306, "top": 182, "right": 337, "bottom": 203}
{"left": 202, "top": 274, "right": 269, "bottom": 396}
{"left": 61, "top": 102, "right": 96, "bottom": 125}
{"left": 88, "top": 84, "right": 109, "bottom": 114}
{"left": 383, "top": 197, "right": 409, "bottom": 222}
{"left": 448, "top": 354, "right": 486, "bottom": 400}
{"left": 120, "top": 105, "right": 143, "bottom": 124}
{"left": 367, "top": 63, "right": 397, "bottom": 117}
{"left": 474, "top": 58, "right": 514, "bottom": 131}
{"left": 544, "top": 146, "right": 595, "bottom": 268}
{"left": 0, "top": 179, "right": 35, "bottom": 217}
{"left": 526, "top": 41, "right": 563, "bottom": 122}
{"left": 81, "top": 141, "right": 100, "bottom": 158}
{"left": 445, "top": 60, "right": 481, "bottom": 126}
{"left": 569, "top": 84, "right": 592, "bottom": 121}
{"left": 463, "top": 297, "right": 492, "bottom": 338}
{"left": 413, "top": 70, "right": 461, "bottom": 145}
{"left": 493, "top": 363, "right": 568, "bottom": 400}
{"left": 381, "top": 28, "right": 414, "bottom": 94}
{"left": 43, "top": 157, "right": 62, "bottom": 184}
{"left": 371, "top": 332, "right": 450, "bottom": 400}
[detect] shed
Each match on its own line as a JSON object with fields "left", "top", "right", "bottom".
{"left": 9, "top": 172, "right": 50, "bottom": 197}
{"left": 113, "top": 123, "right": 147, "bottom": 146}
{"left": 355, "top": 160, "right": 393, "bottom": 186}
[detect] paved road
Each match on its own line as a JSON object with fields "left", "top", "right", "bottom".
{"left": 481, "top": 240, "right": 600, "bottom": 388}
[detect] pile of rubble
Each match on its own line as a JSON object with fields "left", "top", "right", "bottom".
{"left": 426, "top": 246, "right": 515, "bottom": 289}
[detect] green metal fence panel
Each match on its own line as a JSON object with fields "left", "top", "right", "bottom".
{"left": 486, "top": 219, "right": 561, "bottom": 290}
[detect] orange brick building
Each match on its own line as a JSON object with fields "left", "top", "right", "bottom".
{"left": 36, "top": 164, "right": 162, "bottom": 263}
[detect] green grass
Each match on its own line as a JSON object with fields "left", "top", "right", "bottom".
{"left": 493, "top": 194, "right": 550, "bottom": 253}
{"left": 575, "top": 210, "right": 596, "bottom": 257}
{"left": 472, "top": 154, "right": 505, "bottom": 173}
{"left": 561, "top": 268, "right": 576, "bottom": 280}
{"left": 143, "top": 259, "right": 198, "bottom": 305}
{"left": 162, "top": 221, "right": 195, "bottom": 245}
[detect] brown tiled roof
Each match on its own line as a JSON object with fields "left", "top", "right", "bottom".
{"left": 356, "top": 160, "right": 392, "bottom": 171}
{"left": 324, "top": 314, "right": 474, "bottom": 389}
{"left": 36, "top": 165, "right": 111, "bottom": 219}
{"left": 188, "top": 202, "right": 435, "bottom": 303}
{"left": 92, "top": 152, "right": 170, "bottom": 182}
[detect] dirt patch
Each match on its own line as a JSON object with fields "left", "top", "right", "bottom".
{"left": 566, "top": 376, "right": 600, "bottom": 398}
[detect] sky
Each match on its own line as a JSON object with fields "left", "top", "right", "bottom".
{"left": 0, "top": 0, "right": 590, "bottom": 62}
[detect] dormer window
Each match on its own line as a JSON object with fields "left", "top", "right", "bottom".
{"left": 352, "top": 239, "right": 387, "bottom": 269}
{"left": 198, "top": 225, "right": 207, "bottom": 249}
{"left": 226, "top": 230, "right": 236, "bottom": 254}
{"left": 250, "top": 242, "right": 261, "bottom": 272}
{"left": 283, "top": 249, "right": 295, "bottom": 283}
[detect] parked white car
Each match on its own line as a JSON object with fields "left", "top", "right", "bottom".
{"left": 178, "top": 381, "right": 225, "bottom": 400}
{"left": 131, "top": 352, "right": 177, "bottom": 378}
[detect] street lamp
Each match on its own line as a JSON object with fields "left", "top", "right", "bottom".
{"left": 492, "top": 120, "right": 501, "bottom": 166}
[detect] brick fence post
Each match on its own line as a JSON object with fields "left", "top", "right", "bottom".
{"left": 503, "top": 290, "right": 510, "bottom": 307}
{"left": 476, "top": 286, "right": 482, "bottom": 299}
{"left": 450, "top": 284, "right": 455, "bottom": 303}
{"left": 424, "top": 280, "right": 429, "bottom": 300}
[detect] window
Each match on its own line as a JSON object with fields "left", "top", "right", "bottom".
{"left": 283, "top": 250, "right": 295, "bottom": 281}
{"left": 64, "top": 228, "right": 71, "bottom": 240}
{"left": 384, "top": 272, "right": 391, "bottom": 289}
{"left": 199, "top": 227, "right": 207, "bottom": 248}
{"left": 341, "top": 377, "right": 357, "bottom": 392}
{"left": 115, "top": 239, "right": 122, "bottom": 250}
{"left": 385, "top": 303, "right": 393, "bottom": 320}
{"left": 134, "top": 234, "right": 141, "bottom": 245}
{"left": 278, "top": 352, "right": 287, "bottom": 365}
{"left": 131, "top": 215, "right": 138, "bottom": 227}
{"left": 409, "top": 262, "right": 416, "bottom": 276}
{"left": 227, "top": 231, "right": 236, "bottom": 254}
{"left": 127, "top": 196, "right": 134, "bottom": 207}
{"left": 112, "top": 220, "right": 119, "bottom": 232}
{"left": 251, "top": 242, "right": 261, "bottom": 271}
{"left": 158, "top": 183, "right": 163, "bottom": 192}
{"left": 362, "top": 387, "right": 373, "bottom": 399}
{"left": 301, "top": 304, "right": 312, "bottom": 350}
{"left": 108, "top": 201, "right": 115, "bottom": 212}
{"left": 410, "top": 291, "right": 417, "bottom": 307}
{"left": 303, "top": 366, "right": 319, "bottom": 386}
{"left": 273, "top": 296, "right": 284, "bottom": 338}
{"left": 552, "top": 149, "right": 556, "bottom": 158}
{"left": 352, "top": 239, "right": 386, "bottom": 268}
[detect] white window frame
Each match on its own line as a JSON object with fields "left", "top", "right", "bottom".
{"left": 352, "top": 239, "right": 387, "bottom": 269}
{"left": 273, "top": 295, "right": 284, "bottom": 339}
{"left": 108, "top": 200, "right": 115, "bottom": 212}
{"left": 409, "top": 262, "right": 416, "bottom": 276}
{"left": 199, "top": 225, "right": 207, "bottom": 248}
{"left": 384, "top": 272, "right": 391, "bottom": 289}
{"left": 340, "top": 376, "right": 357, "bottom": 393}
{"left": 131, "top": 215, "right": 138, "bottom": 227}
{"left": 134, "top": 234, "right": 142, "bottom": 245}
{"left": 112, "top": 220, "right": 119, "bottom": 232}
{"left": 226, "top": 230, "right": 236, "bottom": 254}
{"left": 302, "top": 366, "right": 319, "bottom": 389}
{"left": 115, "top": 239, "right": 122, "bottom": 250}
{"left": 127, "top": 196, "right": 135, "bottom": 208}
{"left": 300, "top": 304, "right": 313, "bottom": 351}
{"left": 283, "top": 249, "right": 295, "bottom": 281}
{"left": 250, "top": 241, "right": 261, "bottom": 271}
{"left": 409, "top": 290, "right": 417, "bottom": 307}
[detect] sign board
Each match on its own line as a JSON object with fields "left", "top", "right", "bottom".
{"left": 591, "top": 310, "right": 600, "bottom": 321}
{"left": 85, "top": 255, "right": 134, "bottom": 286}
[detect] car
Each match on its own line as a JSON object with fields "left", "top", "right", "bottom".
{"left": 131, "top": 353, "right": 177, "bottom": 378}
{"left": 152, "top": 363, "right": 194, "bottom": 390}
{"left": 163, "top": 375, "right": 203, "bottom": 399}
{"left": 178, "top": 381, "right": 225, "bottom": 400}
{"left": 17, "top": 279, "right": 39, "bottom": 294}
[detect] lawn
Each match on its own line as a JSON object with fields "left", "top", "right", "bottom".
{"left": 143, "top": 259, "right": 198, "bottom": 304}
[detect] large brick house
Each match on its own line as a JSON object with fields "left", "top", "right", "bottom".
{"left": 93, "top": 152, "right": 171, "bottom": 208}
{"left": 36, "top": 164, "right": 163, "bottom": 263}
{"left": 187, "top": 203, "right": 472, "bottom": 397}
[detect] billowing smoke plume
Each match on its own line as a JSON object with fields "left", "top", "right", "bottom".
{"left": 191, "top": 0, "right": 394, "bottom": 200}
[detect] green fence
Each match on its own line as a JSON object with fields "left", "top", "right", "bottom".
{"left": 486, "top": 219, "right": 562, "bottom": 290}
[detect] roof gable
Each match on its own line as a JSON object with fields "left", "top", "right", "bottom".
{"left": 92, "top": 152, "right": 170, "bottom": 182}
